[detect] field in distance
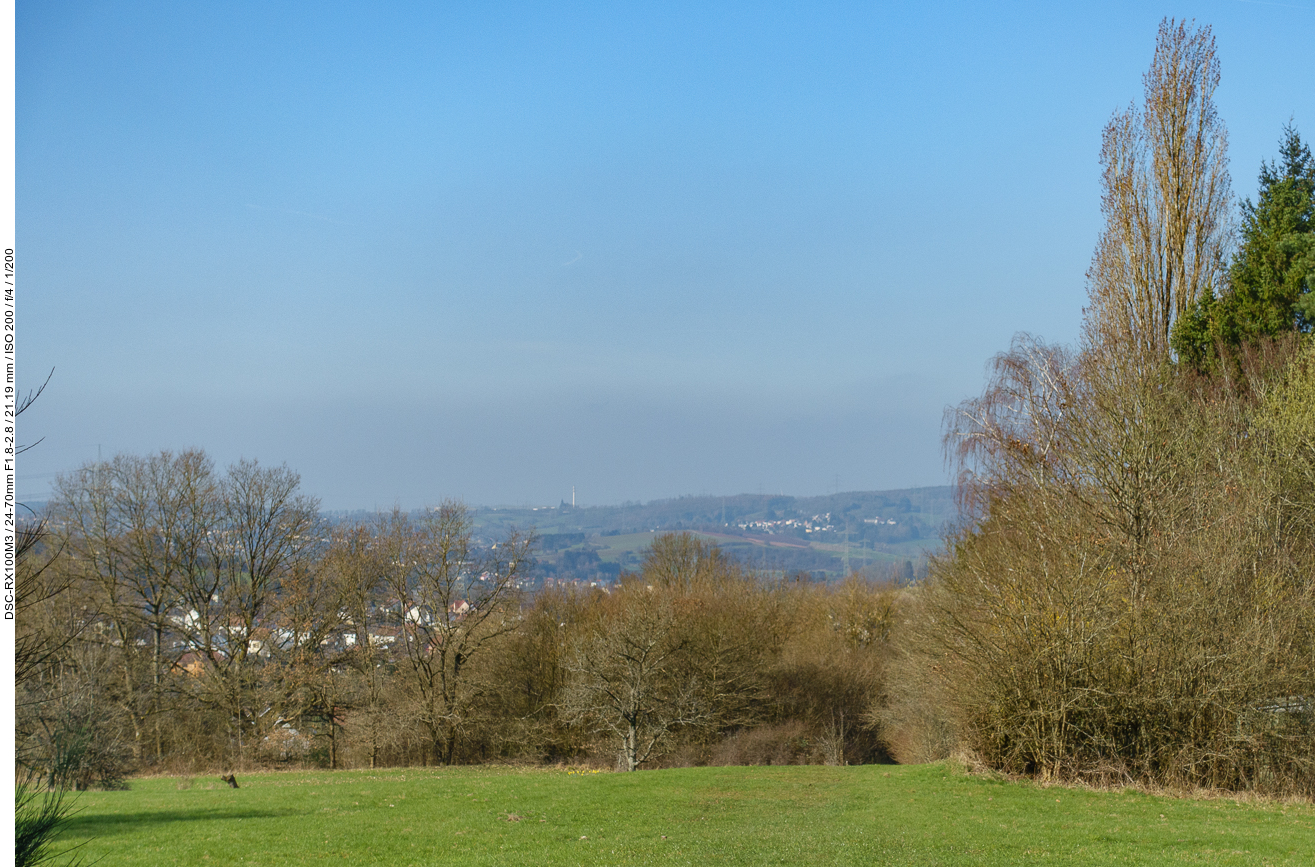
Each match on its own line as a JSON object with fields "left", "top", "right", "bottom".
{"left": 57, "top": 762, "right": 1315, "bottom": 866}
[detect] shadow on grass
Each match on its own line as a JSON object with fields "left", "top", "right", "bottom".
{"left": 59, "top": 807, "right": 303, "bottom": 840}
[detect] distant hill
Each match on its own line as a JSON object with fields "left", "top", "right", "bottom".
{"left": 467, "top": 486, "right": 957, "bottom": 586}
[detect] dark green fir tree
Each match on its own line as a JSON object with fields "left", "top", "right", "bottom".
{"left": 1172, "top": 124, "right": 1315, "bottom": 371}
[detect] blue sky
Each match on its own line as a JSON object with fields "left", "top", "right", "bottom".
{"left": 17, "top": 1, "right": 1315, "bottom": 509}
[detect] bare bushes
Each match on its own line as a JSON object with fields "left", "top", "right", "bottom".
{"left": 901, "top": 335, "right": 1315, "bottom": 793}
{"left": 480, "top": 584, "right": 596, "bottom": 764}
{"left": 521, "top": 537, "right": 899, "bottom": 770}
{"left": 872, "top": 595, "right": 961, "bottom": 766}
{"left": 553, "top": 535, "right": 783, "bottom": 770}
{"left": 709, "top": 721, "right": 817, "bottom": 766}
{"left": 17, "top": 620, "right": 138, "bottom": 791}
{"left": 760, "top": 576, "right": 892, "bottom": 765}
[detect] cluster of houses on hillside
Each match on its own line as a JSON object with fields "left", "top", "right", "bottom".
{"left": 736, "top": 512, "right": 900, "bottom": 536}
{"left": 163, "top": 596, "right": 479, "bottom": 679}
{"left": 738, "top": 512, "right": 837, "bottom": 535}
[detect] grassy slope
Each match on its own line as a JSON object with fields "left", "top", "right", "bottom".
{"left": 592, "top": 531, "right": 722, "bottom": 562}
{"left": 57, "top": 763, "right": 1315, "bottom": 866}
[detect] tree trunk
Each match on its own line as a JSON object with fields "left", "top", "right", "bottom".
{"left": 153, "top": 623, "right": 164, "bottom": 764}
{"left": 624, "top": 717, "right": 639, "bottom": 771}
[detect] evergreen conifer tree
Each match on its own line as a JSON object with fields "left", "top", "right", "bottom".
{"left": 1173, "top": 125, "right": 1315, "bottom": 370}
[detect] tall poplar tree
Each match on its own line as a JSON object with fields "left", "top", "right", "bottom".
{"left": 1084, "top": 18, "right": 1233, "bottom": 363}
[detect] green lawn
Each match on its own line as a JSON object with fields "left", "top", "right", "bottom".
{"left": 54, "top": 762, "right": 1315, "bottom": 866}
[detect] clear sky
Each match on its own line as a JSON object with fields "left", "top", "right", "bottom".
{"left": 16, "top": 1, "right": 1315, "bottom": 509}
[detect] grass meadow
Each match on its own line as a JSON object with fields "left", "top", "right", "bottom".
{"left": 55, "top": 762, "right": 1315, "bottom": 866}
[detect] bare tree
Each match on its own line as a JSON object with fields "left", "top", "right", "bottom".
{"left": 642, "top": 532, "right": 737, "bottom": 592}
{"left": 561, "top": 581, "right": 704, "bottom": 771}
{"left": 266, "top": 554, "right": 349, "bottom": 767}
{"left": 319, "top": 522, "right": 392, "bottom": 768}
{"left": 384, "top": 503, "right": 533, "bottom": 765}
{"left": 13, "top": 370, "right": 60, "bottom": 683}
{"left": 113, "top": 450, "right": 217, "bottom": 761}
{"left": 168, "top": 459, "right": 320, "bottom": 766}
{"left": 13, "top": 518, "right": 74, "bottom": 690}
{"left": 51, "top": 457, "right": 157, "bottom": 763}
{"left": 12, "top": 372, "right": 68, "bottom": 688}
{"left": 50, "top": 452, "right": 324, "bottom": 767}
{"left": 1085, "top": 18, "right": 1232, "bottom": 361}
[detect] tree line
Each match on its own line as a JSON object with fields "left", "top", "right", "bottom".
{"left": 17, "top": 456, "right": 900, "bottom": 783}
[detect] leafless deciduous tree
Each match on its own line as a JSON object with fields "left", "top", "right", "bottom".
{"left": 561, "top": 581, "right": 705, "bottom": 771}
{"left": 51, "top": 452, "right": 209, "bottom": 763}
{"left": 383, "top": 503, "right": 533, "bottom": 765}
{"left": 1086, "top": 18, "right": 1232, "bottom": 361}
{"left": 51, "top": 453, "right": 326, "bottom": 768}
{"left": 206, "top": 459, "right": 321, "bottom": 764}
{"left": 319, "top": 522, "right": 391, "bottom": 769}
